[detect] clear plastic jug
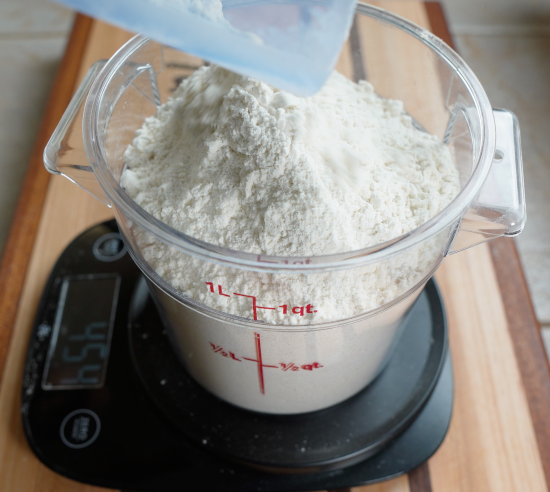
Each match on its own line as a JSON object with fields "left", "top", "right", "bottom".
{"left": 45, "top": 3, "right": 525, "bottom": 414}
{"left": 53, "top": 0, "right": 357, "bottom": 95}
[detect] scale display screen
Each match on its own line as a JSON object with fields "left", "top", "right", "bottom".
{"left": 42, "top": 274, "right": 120, "bottom": 390}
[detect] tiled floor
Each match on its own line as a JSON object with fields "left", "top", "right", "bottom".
{"left": 0, "top": 0, "right": 72, "bottom": 257}
{"left": 0, "top": 38, "right": 70, "bottom": 247}
{"left": 0, "top": 0, "right": 549, "bottom": 351}
{"left": 0, "top": 0, "right": 72, "bottom": 34}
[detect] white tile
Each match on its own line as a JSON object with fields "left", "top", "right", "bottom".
{"left": 441, "top": 0, "right": 550, "bottom": 32}
{"left": 455, "top": 34, "right": 550, "bottom": 323}
{"left": 0, "top": 0, "right": 73, "bottom": 35}
{"left": 541, "top": 327, "right": 550, "bottom": 362}
{"left": 0, "top": 38, "right": 68, "bottom": 256}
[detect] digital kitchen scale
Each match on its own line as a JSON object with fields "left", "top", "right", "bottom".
{"left": 21, "top": 220, "right": 453, "bottom": 491}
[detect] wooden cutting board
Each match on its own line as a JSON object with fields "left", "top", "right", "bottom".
{"left": 0, "top": 2, "right": 549, "bottom": 492}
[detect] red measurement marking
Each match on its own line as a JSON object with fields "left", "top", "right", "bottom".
{"left": 207, "top": 282, "right": 319, "bottom": 319}
{"left": 209, "top": 336, "right": 324, "bottom": 395}
{"left": 233, "top": 293, "right": 275, "bottom": 320}
{"left": 257, "top": 255, "right": 278, "bottom": 264}
{"left": 255, "top": 333, "right": 266, "bottom": 394}
{"left": 242, "top": 332, "right": 278, "bottom": 395}
{"left": 210, "top": 343, "right": 241, "bottom": 361}
{"left": 218, "top": 285, "right": 230, "bottom": 297}
{"left": 306, "top": 304, "right": 317, "bottom": 314}
{"left": 257, "top": 256, "right": 312, "bottom": 265}
{"left": 233, "top": 293, "right": 257, "bottom": 320}
{"left": 280, "top": 361, "right": 323, "bottom": 371}
{"left": 209, "top": 343, "right": 222, "bottom": 353}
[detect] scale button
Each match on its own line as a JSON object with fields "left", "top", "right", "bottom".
{"left": 60, "top": 409, "right": 101, "bottom": 449}
{"left": 93, "top": 232, "right": 127, "bottom": 262}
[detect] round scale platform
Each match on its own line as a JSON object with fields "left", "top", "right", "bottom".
{"left": 21, "top": 220, "right": 454, "bottom": 491}
{"left": 130, "top": 276, "right": 448, "bottom": 472}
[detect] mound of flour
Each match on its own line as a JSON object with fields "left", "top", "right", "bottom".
{"left": 122, "top": 66, "right": 459, "bottom": 324}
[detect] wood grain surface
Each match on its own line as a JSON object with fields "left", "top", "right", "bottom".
{"left": 0, "top": 15, "right": 93, "bottom": 387}
{"left": 0, "top": 3, "right": 548, "bottom": 492}
{"left": 489, "top": 237, "right": 550, "bottom": 486}
{"left": 426, "top": 5, "right": 550, "bottom": 489}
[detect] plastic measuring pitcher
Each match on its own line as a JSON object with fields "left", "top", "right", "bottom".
{"left": 53, "top": 0, "right": 357, "bottom": 96}
{"left": 44, "top": 4, "right": 525, "bottom": 414}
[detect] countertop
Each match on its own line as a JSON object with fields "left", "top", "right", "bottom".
{"left": 0, "top": 3, "right": 548, "bottom": 491}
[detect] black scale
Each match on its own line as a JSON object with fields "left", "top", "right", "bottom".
{"left": 22, "top": 220, "right": 453, "bottom": 491}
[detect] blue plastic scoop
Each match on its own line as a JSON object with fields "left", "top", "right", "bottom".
{"left": 54, "top": 0, "right": 357, "bottom": 96}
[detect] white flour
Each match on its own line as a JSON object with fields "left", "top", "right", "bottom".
{"left": 122, "top": 65, "right": 459, "bottom": 325}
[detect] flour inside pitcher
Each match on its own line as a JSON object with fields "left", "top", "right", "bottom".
{"left": 120, "top": 65, "right": 459, "bottom": 324}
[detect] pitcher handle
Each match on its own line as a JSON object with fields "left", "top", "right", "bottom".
{"left": 449, "top": 108, "right": 526, "bottom": 254}
{"left": 43, "top": 60, "right": 111, "bottom": 206}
